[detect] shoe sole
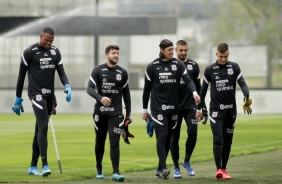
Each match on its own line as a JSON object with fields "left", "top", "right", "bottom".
{"left": 216, "top": 172, "right": 223, "bottom": 179}
{"left": 112, "top": 178, "right": 125, "bottom": 182}
{"left": 223, "top": 176, "right": 231, "bottom": 180}
{"left": 174, "top": 176, "right": 182, "bottom": 179}
{"left": 182, "top": 163, "right": 195, "bottom": 176}
{"left": 162, "top": 170, "right": 170, "bottom": 180}
{"left": 42, "top": 171, "right": 51, "bottom": 177}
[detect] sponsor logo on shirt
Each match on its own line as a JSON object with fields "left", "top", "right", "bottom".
{"left": 215, "top": 79, "right": 234, "bottom": 92}
{"left": 161, "top": 104, "right": 175, "bottom": 110}
{"left": 159, "top": 72, "right": 176, "bottom": 84}
{"left": 42, "top": 88, "right": 51, "bottom": 94}
{"left": 39, "top": 58, "right": 55, "bottom": 69}
{"left": 220, "top": 104, "right": 234, "bottom": 110}
{"left": 101, "top": 82, "right": 118, "bottom": 93}
{"left": 100, "top": 106, "right": 114, "bottom": 112}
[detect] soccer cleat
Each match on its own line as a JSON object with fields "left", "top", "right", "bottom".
{"left": 173, "top": 168, "right": 182, "bottom": 179}
{"left": 160, "top": 168, "right": 170, "bottom": 179}
{"left": 42, "top": 165, "right": 51, "bottom": 177}
{"left": 28, "top": 166, "right": 41, "bottom": 176}
{"left": 155, "top": 170, "right": 162, "bottom": 179}
{"left": 182, "top": 162, "right": 195, "bottom": 176}
{"left": 222, "top": 169, "right": 231, "bottom": 180}
{"left": 112, "top": 173, "right": 125, "bottom": 182}
{"left": 215, "top": 169, "right": 223, "bottom": 179}
{"left": 96, "top": 171, "right": 104, "bottom": 179}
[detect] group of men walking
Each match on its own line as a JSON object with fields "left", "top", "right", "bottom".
{"left": 12, "top": 27, "right": 251, "bottom": 182}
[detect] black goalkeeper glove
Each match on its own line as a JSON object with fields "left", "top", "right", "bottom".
{"left": 121, "top": 116, "right": 134, "bottom": 145}
{"left": 202, "top": 107, "right": 208, "bottom": 125}
{"left": 242, "top": 96, "right": 252, "bottom": 115}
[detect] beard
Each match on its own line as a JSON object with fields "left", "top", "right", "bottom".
{"left": 109, "top": 58, "right": 118, "bottom": 65}
{"left": 178, "top": 54, "right": 186, "bottom": 61}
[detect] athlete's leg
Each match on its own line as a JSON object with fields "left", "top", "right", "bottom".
{"left": 170, "top": 111, "right": 183, "bottom": 169}
{"left": 108, "top": 115, "right": 124, "bottom": 174}
{"left": 30, "top": 95, "right": 50, "bottom": 167}
{"left": 222, "top": 113, "right": 236, "bottom": 169}
{"left": 152, "top": 113, "right": 169, "bottom": 171}
{"left": 93, "top": 114, "right": 108, "bottom": 174}
{"left": 184, "top": 109, "right": 198, "bottom": 162}
{"left": 30, "top": 122, "right": 40, "bottom": 167}
{"left": 210, "top": 115, "right": 224, "bottom": 170}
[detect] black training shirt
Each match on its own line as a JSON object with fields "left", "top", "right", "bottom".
{"left": 16, "top": 43, "right": 69, "bottom": 98}
{"left": 143, "top": 57, "right": 197, "bottom": 114}
{"left": 199, "top": 61, "right": 249, "bottom": 113}
{"left": 87, "top": 63, "right": 131, "bottom": 116}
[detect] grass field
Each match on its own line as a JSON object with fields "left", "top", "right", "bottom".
{"left": 0, "top": 113, "right": 282, "bottom": 183}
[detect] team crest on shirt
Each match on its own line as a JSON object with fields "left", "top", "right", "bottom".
{"left": 157, "top": 114, "right": 163, "bottom": 121}
{"left": 116, "top": 74, "right": 121, "bottom": 81}
{"left": 212, "top": 111, "right": 218, "bottom": 118}
{"left": 171, "top": 65, "right": 177, "bottom": 71}
{"left": 36, "top": 95, "right": 42, "bottom": 101}
{"left": 227, "top": 68, "right": 233, "bottom": 75}
{"left": 187, "top": 64, "right": 193, "bottom": 70}
{"left": 50, "top": 49, "right": 56, "bottom": 55}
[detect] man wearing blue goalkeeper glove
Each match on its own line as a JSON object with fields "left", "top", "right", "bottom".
{"left": 64, "top": 84, "right": 72, "bottom": 102}
{"left": 12, "top": 27, "right": 71, "bottom": 177}
{"left": 12, "top": 96, "right": 24, "bottom": 115}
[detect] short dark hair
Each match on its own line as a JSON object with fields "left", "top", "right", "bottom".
{"left": 217, "top": 43, "right": 229, "bottom": 53}
{"left": 105, "top": 45, "right": 119, "bottom": 54}
{"left": 42, "top": 27, "right": 54, "bottom": 35}
{"left": 159, "top": 39, "right": 173, "bottom": 49}
{"left": 176, "top": 40, "right": 187, "bottom": 46}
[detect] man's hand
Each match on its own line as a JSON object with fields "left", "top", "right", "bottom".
{"left": 64, "top": 84, "right": 72, "bottom": 102}
{"left": 101, "top": 97, "right": 111, "bottom": 107}
{"left": 202, "top": 108, "right": 208, "bottom": 125}
{"left": 12, "top": 96, "right": 24, "bottom": 116}
{"left": 142, "top": 112, "right": 149, "bottom": 121}
{"left": 242, "top": 96, "right": 252, "bottom": 115}
{"left": 196, "top": 111, "right": 202, "bottom": 122}
{"left": 193, "top": 92, "right": 201, "bottom": 104}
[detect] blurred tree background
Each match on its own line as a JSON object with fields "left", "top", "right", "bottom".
{"left": 208, "top": 0, "right": 282, "bottom": 88}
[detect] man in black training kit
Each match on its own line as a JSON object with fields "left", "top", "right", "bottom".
{"left": 12, "top": 27, "right": 72, "bottom": 177}
{"left": 142, "top": 39, "right": 201, "bottom": 180}
{"left": 170, "top": 40, "right": 208, "bottom": 179}
{"left": 87, "top": 45, "right": 132, "bottom": 182}
{"left": 196, "top": 43, "right": 250, "bottom": 180}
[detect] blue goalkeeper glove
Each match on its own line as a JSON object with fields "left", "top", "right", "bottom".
{"left": 64, "top": 84, "right": 72, "bottom": 102}
{"left": 146, "top": 115, "right": 154, "bottom": 138}
{"left": 12, "top": 96, "right": 24, "bottom": 116}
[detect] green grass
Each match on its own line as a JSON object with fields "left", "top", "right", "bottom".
{"left": 0, "top": 114, "right": 282, "bottom": 183}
